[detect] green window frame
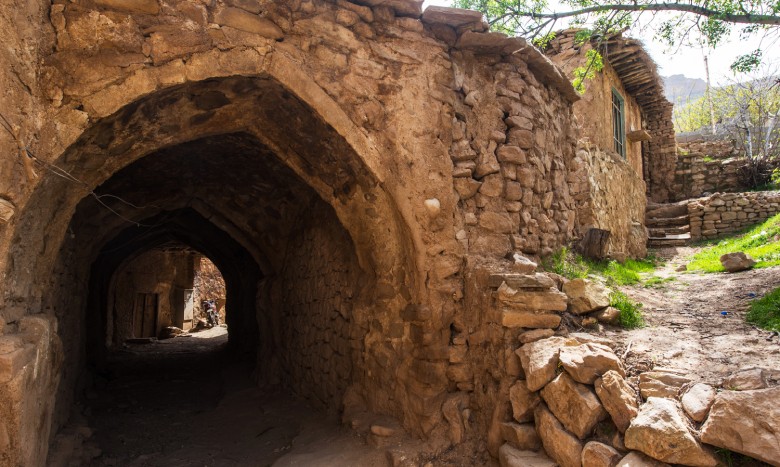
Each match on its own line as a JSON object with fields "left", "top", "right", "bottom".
{"left": 611, "top": 88, "right": 626, "bottom": 158}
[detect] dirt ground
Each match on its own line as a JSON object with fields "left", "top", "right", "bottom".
{"left": 604, "top": 246, "right": 780, "bottom": 385}
{"left": 68, "top": 327, "right": 391, "bottom": 467}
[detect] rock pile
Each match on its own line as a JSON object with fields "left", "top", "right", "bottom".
{"left": 496, "top": 334, "right": 779, "bottom": 467}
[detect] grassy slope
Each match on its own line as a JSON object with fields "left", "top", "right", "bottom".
{"left": 686, "top": 213, "right": 780, "bottom": 273}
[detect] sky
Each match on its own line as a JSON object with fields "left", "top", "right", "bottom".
{"left": 422, "top": 0, "right": 780, "bottom": 86}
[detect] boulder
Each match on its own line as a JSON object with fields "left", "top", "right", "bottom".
{"left": 499, "top": 443, "right": 557, "bottom": 467}
{"left": 535, "top": 404, "right": 584, "bottom": 467}
{"left": 501, "top": 422, "right": 541, "bottom": 451}
{"left": 594, "top": 370, "right": 639, "bottom": 433}
{"left": 700, "top": 387, "right": 780, "bottom": 466}
{"left": 680, "top": 383, "right": 716, "bottom": 422}
{"left": 509, "top": 380, "right": 541, "bottom": 422}
{"left": 722, "top": 367, "right": 769, "bottom": 390}
{"left": 639, "top": 369, "right": 691, "bottom": 399}
{"left": 517, "top": 337, "right": 572, "bottom": 391}
{"left": 560, "top": 342, "right": 625, "bottom": 384}
{"left": 592, "top": 306, "right": 620, "bottom": 324}
{"left": 564, "top": 279, "right": 611, "bottom": 315}
{"left": 581, "top": 441, "right": 621, "bottom": 467}
{"left": 615, "top": 452, "right": 670, "bottom": 467}
{"left": 624, "top": 397, "right": 718, "bottom": 466}
{"left": 719, "top": 252, "right": 756, "bottom": 272}
{"left": 540, "top": 372, "right": 607, "bottom": 439}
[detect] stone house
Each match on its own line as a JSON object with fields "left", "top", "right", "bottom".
{"left": 0, "top": 2, "right": 675, "bottom": 465}
{"left": 545, "top": 30, "right": 680, "bottom": 257}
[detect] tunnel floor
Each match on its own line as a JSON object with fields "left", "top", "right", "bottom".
{"left": 64, "top": 329, "right": 388, "bottom": 467}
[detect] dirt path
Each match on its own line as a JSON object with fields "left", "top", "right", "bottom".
{"left": 72, "top": 328, "right": 388, "bottom": 467}
{"left": 603, "top": 247, "right": 780, "bottom": 384}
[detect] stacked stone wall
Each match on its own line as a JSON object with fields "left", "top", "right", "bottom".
{"left": 688, "top": 191, "right": 780, "bottom": 240}
{"left": 642, "top": 101, "right": 677, "bottom": 202}
{"left": 570, "top": 144, "right": 648, "bottom": 259}
{"left": 449, "top": 48, "right": 579, "bottom": 261}
{"left": 674, "top": 138, "right": 743, "bottom": 200}
{"left": 278, "top": 202, "right": 359, "bottom": 411}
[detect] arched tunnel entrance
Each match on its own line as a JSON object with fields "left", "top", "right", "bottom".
{"left": 5, "top": 76, "right": 426, "bottom": 464}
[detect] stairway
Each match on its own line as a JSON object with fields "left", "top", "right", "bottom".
{"left": 646, "top": 201, "right": 691, "bottom": 248}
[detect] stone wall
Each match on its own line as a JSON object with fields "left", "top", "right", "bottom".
{"left": 674, "top": 137, "right": 743, "bottom": 200}
{"left": 688, "top": 191, "right": 780, "bottom": 240}
{"left": 276, "top": 201, "right": 359, "bottom": 411}
{"left": 570, "top": 144, "right": 648, "bottom": 259}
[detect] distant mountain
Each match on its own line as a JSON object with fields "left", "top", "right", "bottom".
{"left": 663, "top": 74, "right": 708, "bottom": 105}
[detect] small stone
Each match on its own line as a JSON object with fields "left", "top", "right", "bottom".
{"left": 581, "top": 441, "right": 621, "bottom": 467}
{"left": 680, "top": 383, "right": 716, "bottom": 422}
{"left": 559, "top": 342, "right": 625, "bottom": 385}
{"left": 639, "top": 370, "right": 691, "bottom": 399}
{"left": 719, "top": 252, "right": 756, "bottom": 272}
{"left": 500, "top": 422, "right": 541, "bottom": 451}
{"left": 595, "top": 370, "right": 639, "bottom": 433}
{"left": 722, "top": 367, "right": 769, "bottom": 390}
{"left": 511, "top": 253, "right": 537, "bottom": 273}
{"left": 214, "top": 7, "right": 284, "bottom": 39}
{"left": 499, "top": 443, "right": 557, "bottom": 467}
{"left": 509, "top": 380, "right": 540, "bottom": 423}
{"left": 563, "top": 279, "right": 611, "bottom": 315}
{"left": 540, "top": 372, "right": 607, "bottom": 439}
{"left": 519, "top": 329, "right": 554, "bottom": 344}
{"left": 625, "top": 397, "right": 718, "bottom": 466}
{"left": 615, "top": 452, "right": 670, "bottom": 467}
{"left": 424, "top": 198, "right": 441, "bottom": 217}
{"left": 370, "top": 424, "right": 395, "bottom": 437}
{"left": 592, "top": 307, "right": 619, "bottom": 324}
{"left": 0, "top": 198, "right": 15, "bottom": 223}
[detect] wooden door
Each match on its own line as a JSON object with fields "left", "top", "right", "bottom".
{"left": 133, "top": 293, "right": 159, "bottom": 338}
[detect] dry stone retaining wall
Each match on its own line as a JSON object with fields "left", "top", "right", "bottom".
{"left": 688, "top": 191, "right": 780, "bottom": 240}
{"left": 674, "top": 137, "right": 743, "bottom": 200}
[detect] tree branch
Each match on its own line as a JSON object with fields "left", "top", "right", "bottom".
{"left": 518, "top": 3, "right": 780, "bottom": 26}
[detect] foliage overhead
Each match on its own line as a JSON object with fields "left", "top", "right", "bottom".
{"left": 453, "top": 0, "right": 780, "bottom": 73}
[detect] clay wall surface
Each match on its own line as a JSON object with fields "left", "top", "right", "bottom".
{"left": 570, "top": 145, "right": 648, "bottom": 258}
{"left": 674, "top": 137, "right": 743, "bottom": 200}
{"left": 688, "top": 191, "right": 780, "bottom": 240}
{"left": 0, "top": 1, "right": 589, "bottom": 465}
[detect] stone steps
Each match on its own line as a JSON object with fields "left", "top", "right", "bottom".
{"left": 648, "top": 225, "right": 690, "bottom": 237}
{"left": 648, "top": 233, "right": 691, "bottom": 248}
{"left": 645, "top": 214, "right": 689, "bottom": 228}
{"left": 646, "top": 201, "right": 689, "bottom": 220}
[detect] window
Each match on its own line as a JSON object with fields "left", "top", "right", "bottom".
{"left": 612, "top": 88, "right": 626, "bottom": 158}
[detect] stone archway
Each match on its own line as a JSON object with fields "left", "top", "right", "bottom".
{"left": 2, "top": 73, "right": 433, "bottom": 466}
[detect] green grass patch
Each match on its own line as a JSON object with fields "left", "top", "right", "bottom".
{"left": 643, "top": 276, "right": 677, "bottom": 288}
{"left": 702, "top": 156, "right": 715, "bottom": 162}
{"left": 542, "top": 247, "right": 660, "bottom": 285}
{"left": 686, "top": 213, "right": 780, "bottom": 273}
{"left": 610, "top": 290, "right": 645, "bottom": 329}
{"left": 542, "top": 247, "right": 590, "bottom": 279}
{"left": 746, "top": 287, "right": 780, "bottom": 332}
